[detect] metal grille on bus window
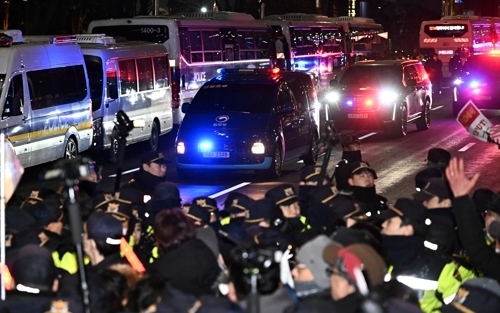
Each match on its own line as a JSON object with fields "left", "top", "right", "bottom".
{"left": 153, "top": 56, "right": 169, "bottom": 88}
{"left": 202, "top": 31, "right": 222, "bottom": 62}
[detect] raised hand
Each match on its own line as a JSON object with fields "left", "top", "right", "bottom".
{"left": 445, "top": 157, "right": 480, "bottom": 198}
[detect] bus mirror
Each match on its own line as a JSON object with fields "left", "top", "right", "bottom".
{"left": 108, "top": 85, "right": 119, "bottom": 100}
{"left": 181, "top": 102, "right": 190, "bottom": 114}
{"left": 4, "top": 96, "right": 22, "bottom": 117}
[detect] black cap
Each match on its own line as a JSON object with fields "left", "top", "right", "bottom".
{"left": 192, "top": 196, "right": 218, "bottom": 212}
{"left": 246, "top": 199, "right": 279, "bottom": 223}
{"left": 413, "top": 178, "right": 451, "bottom": 202}
{"left": 225, "top": 196, "right": 255, "bottom": 214}
{"left": 473, "top": 188, "right": 495, "bottom": 213}
{"left": 348, "top": 161, "right": 378, "bottom": 179}
{"left": 6, "top": 206, "right": 36, "bottom": 234}
{"left": 265, "top": 184, "right": 299, "bottom": 206}
{"left": 150, "top": 182, "right": 182, "bottom": 213}
{"left": 25, "top": 198, "right": 63, "bottom": 226}
{"left": 185, "top": 205, "right": 211, "bottom": 226}
{"left": 300, "top": 165, "right": 323, "bottom": 183}
{"left": 415, "top": 167, "right": 443, "bottom": 191}
{"left": 11, "top": 244, "right": 58, "bottom": 290}
{"left": 86, "top": 211, "right": 123, "bottom": 245}
{"left": 341, "top": 134, "right": 361, "bottom": 147}
{"left": 379, "top": 198, "right": 430, "bottom": 227}
{"left": 310, "top": 184, "right": 340, "bottom": 205}
{"left": 427, "top": 148, "right": 451, "bottom": 169}
{"left": 93, "top": 193, "right": 133, "bottom": 222}
{"left": 140, "top": 151, "right": 170, "bottom": 165}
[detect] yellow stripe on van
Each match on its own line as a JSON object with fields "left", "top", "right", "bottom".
{"left": 8, "top": 120, "right": 92, "bottom": 142}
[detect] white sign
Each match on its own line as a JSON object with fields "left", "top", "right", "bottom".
{"left": 456, "top": 100, "right": 492, "bottom": 142}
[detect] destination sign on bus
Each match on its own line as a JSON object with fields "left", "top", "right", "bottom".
{"left": 429, "top": 25, "right": 465, "bottom": 31}
{"left": 424, "top": 24, "right": 468, "bottom": 38}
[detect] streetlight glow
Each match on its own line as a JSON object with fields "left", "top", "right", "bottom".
{"left": 201, "top": 7, "right": 207, "bottom": 13}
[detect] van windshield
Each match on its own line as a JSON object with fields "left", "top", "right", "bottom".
{"left": 340, "top": 66, "right": 402, "bottom": 87}
{"left": 189, "top": 83, "right": 277, "bottom": 113}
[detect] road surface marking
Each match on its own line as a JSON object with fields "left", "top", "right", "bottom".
{"left": 209, "top": 182, "right": 251, "bottom": 199}
{"left": 359, "top": 132, "right": 377, "bottom": 140}
{"left": 458, "top": 143, "right": 476, "bottom": 152}
{"left": 431, "top": 106, "right": 443, "bottom": 111}
{"left": 109, "top": 167, "right": 139, "bottom": 178}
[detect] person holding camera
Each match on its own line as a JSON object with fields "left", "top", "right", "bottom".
{"left": 379, "top": 198, "right": 475, "bottom": 313}
{"left": 284, "top": 235, "right": 337, "bottom": 313}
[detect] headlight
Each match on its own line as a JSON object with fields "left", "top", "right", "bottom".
{"left": 469, "top": 81, "right": 479, "bottom": 88}
{"left": 176, "top": 142, "right": 185, "bottom": 154}
{"left": 453, "top": 78, "right": 463, "bottom": 85}
{"left": 325, "top": 91, "right": 340, "bottom": 102}
{"left": 378, "top": 89, "right": 399, "bottom": 104}
{"left": 251, "top": 142, "right": 265, "bottom": 154}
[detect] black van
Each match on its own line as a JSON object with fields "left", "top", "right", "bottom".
{"left": 175, "top": 68, "right": 320, "bottom": 178}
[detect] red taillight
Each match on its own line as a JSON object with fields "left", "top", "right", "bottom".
{"left": 172, "top": 81, "right": 180, "bottom": 109}
{"left": 365, "top": 99, "right": 373, "bottom": 106}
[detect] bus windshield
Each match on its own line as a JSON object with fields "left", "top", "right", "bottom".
{"left": 189, "top": 83, "right": 277, "bottom": 113}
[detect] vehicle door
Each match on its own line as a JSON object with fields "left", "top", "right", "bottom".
{"left": 277, "top": 82, "right": 299, "bottom": 159}
{"left": 1, "top": 73, "right": 30, "bottom": 167}
{"left": 287, "top": 76, "right": 312, "bottom": 156}
{"left": 414, "top": 64, "right": 432, "bottom": 106}
{"left": 402, "top": 65, "right": 419, "bottom": 115}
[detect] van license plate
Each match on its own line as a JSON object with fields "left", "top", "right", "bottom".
{"left": 348, "top": 114, "right": 368, "bottom": 118}
{"left": 203, "top": 152, "right": 230, "bottom": 158}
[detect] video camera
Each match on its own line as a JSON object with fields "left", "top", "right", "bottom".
{"left": 230, "top": 243, "right": 284, "bottom": 297}
{"left": 41, "top": 156, "right": 93, "bottom": 184}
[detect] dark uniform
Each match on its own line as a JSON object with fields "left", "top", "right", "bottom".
{"left": 121, "top": 151, "right": 170, "bottom": 197}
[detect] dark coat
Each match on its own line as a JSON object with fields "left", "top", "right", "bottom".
{"left": 452, "top": 195, "right": 500, "bottom": 281}
{"left": 283, "top": 290, "right": 336, "bottom": 313}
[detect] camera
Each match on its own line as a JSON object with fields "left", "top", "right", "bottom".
{"left": 41, "top": 156, "right": 92, "bottom": 182}
{"left": 230, "top": 244, "right": 284, "bottom": 297}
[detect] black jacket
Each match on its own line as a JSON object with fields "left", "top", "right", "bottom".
{"left": 283, "top": 290, "right": 336, "bottom": 313}
{"left": 452, "top": 195, "right": 500, "bottom": 281}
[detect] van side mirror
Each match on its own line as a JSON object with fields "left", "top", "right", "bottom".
{"left": 281, "top": 102, "right": 294, "bottom": 114}
{"left": 3, "top": 96, "right": 22, "bottom": 117}
{"left": 108, "top": 85, "right": 119, "bottom": 100}
{"left": 181, "top": 102, "right": 190, "bottom": 114}
{"left": 329, "top": 78, "right": 338, "bottom": 87}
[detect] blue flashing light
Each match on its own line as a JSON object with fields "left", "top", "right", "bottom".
{"left": 347, "top": 100, "right": 353, "bottom": 106}
{"left": 198, "top": 141, "right": 213, "bottom": 152}
{"left": 217, "top": 68, "right": 224, "bottom": 74}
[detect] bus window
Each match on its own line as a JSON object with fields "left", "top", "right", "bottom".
{"left": 179, "top": 28, "right": 191, "bottom": 63}
{"left": 84, "top": 55, "right": 104, "bottom": 111}
{"left": 221, "top": 28, "right": 238, "bottom": 62}
{"left": 119, "top": 59, "right": 138, "bottom": 94}
{"left": 137, "top": 58, "right": 154, "bottom": 92}
{"left": 153, "top": 56, "right": 169, "bottom": 88}
{"left": 202, "top": 31, "right": 222, "bottom": 62}
{"left": 255, "top": 31, "right": 271, "bottom": 59}
{"left": 189, "top": 31, "right": 203, "bottom": 63}
{"left": 106, "top": 59, "right": 118, "bottom": 99}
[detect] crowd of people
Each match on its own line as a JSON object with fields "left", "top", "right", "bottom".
{"left": 2, "top": 137, "right": 500, "bottom": 313}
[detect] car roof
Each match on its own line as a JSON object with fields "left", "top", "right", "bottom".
{"left": 350, "top": 59, "right": 422, "bottom": 67}
{"left": 207, "top": 70, "right": 310, "bottom": 85}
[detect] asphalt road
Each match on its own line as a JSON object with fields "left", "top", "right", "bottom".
{"left": 16, "top": 88, "right": 500, "bottom": 207}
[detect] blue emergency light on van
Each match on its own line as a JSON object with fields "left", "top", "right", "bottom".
{"left": 174, "top": 69, "right": 321, "bottom": 179}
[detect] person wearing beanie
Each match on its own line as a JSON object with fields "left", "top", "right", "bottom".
{"left": 379, "top": 198, "right": 475, "bottom": 313}
{"left": 322, "top": 243, "right": 387, "bottom": 313}
{"left": 284, "top": 235, "right": 337, "bottom": 313}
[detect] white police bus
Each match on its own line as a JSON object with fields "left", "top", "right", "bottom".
{"left": 262, "top": 13, "right": 344, "bottom": 91}
{"left": 87, "top": 12, "right": 274, "bottom": 129}
{"left": 1, "top": 31, "right": 93, "bottom": 168}
{"left": 76, "top": 34, "right": 173, "bottom": 156}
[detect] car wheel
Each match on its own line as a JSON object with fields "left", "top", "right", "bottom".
{"left": 452, "top": 101, "right": 462, "bottom": 117}
{"left": 149, "top": 121, "right": 160, "bottom": 151}
{"left": 177, "top": 168, "right": 194, "bottom": 179}
{"left": 64, "top": 137, "right": 78, "bottom": 159}
{"left": 302, "top": 130, "right": 319, "bottom": 165}
{"left": 390, "top": 105, "right": 407, "bottom": 138}
{"left": 416, "top": 100, "right": 431, "bottom": 131}
{"left": 263, "top": 144, "right": 283, "bottom": 178}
